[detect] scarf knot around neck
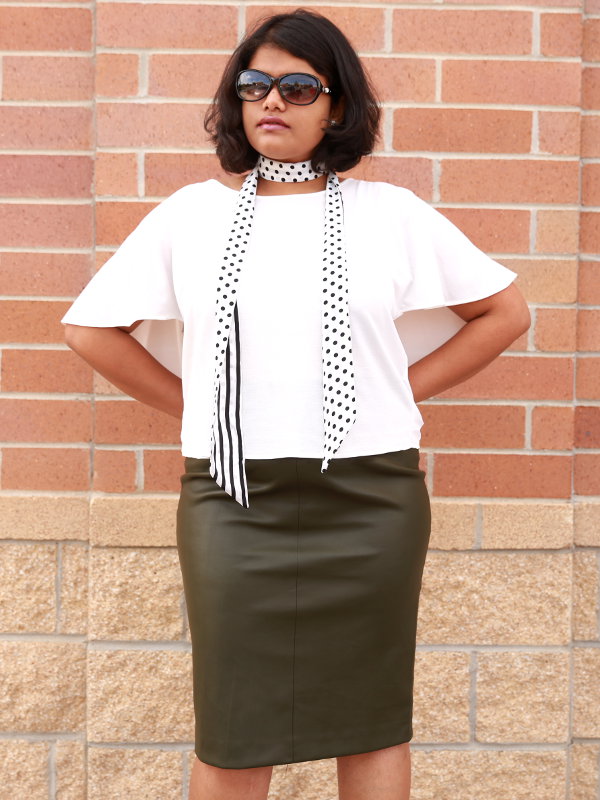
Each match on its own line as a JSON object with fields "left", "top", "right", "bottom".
{"left": 209, "top": 155, "right": 357, "bottom": 507}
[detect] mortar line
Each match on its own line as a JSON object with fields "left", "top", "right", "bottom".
{"left": 48, "top": 741, "right": 56, "bottom": 800}
{"left": 469, "top": 651, "right": 477, "bottom": 743}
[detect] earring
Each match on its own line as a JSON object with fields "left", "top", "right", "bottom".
{"left": 329, "top": 119, "right": 338, "bottom": 127}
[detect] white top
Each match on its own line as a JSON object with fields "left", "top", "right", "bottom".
{"left": 61, "top": 178, "right": 517, "bottom": 459}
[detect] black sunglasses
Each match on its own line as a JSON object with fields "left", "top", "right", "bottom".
{"left": 236, "top": 69, "right": 332, "bottom": 106}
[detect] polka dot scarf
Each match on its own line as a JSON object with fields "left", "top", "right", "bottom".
{"left": 209, "top": 155, "right": 357, "bottom": 507}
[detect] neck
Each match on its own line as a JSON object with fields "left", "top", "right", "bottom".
{"left": 256, "top": 174, "right": 328, "bottom": 196}
{"left": 255, "top": 155, "right": 327, "bottom": 196}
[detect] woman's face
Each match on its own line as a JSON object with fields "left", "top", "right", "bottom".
{"left": 241, "top": 44, "right": 334, "bottom": 164}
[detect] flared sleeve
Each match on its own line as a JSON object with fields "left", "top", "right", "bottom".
{"left": 391, "top": 189, "right": 519, "bottom": 365}
{"left": 392, "top": 190, "right": 518, "bottom": 317}
{"left": 61, "top": 196, "right": 184, "bottom": 376}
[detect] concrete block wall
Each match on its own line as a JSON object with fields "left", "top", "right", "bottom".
{"left": 0, "top": 1, "right": 598, "bottom": 797}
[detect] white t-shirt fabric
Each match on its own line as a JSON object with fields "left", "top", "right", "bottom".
{"left": 61, "top": 178, "right": 518, "bottom": 460}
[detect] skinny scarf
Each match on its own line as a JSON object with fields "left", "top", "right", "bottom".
{"left": 209, "top": 155, "right": 356, "bottom": 507}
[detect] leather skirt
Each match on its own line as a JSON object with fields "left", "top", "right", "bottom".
{"left": 176, "top": 448, "right": 431, "bottom": 769}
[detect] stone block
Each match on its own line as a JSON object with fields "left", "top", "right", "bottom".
{"left": 0, "top": 739, "right": 49, "bottom": 800}
{"left": 87, "top": 649, "right": 193, "bottom": 741}
{"left": 89, "top": 548, "right": 183, "bottom": 640}
{"left": 482, "top": 502, "right": 572, "bottom": 549}
{"left": 90, "top": 496, "right": 178, "bottom": 546}
{"left": 573, "top": 552, "right": 599, "bottom": 641}
{"left": 56, "top": 739, "right": 86, "bottom": 800}
{"left": 573, "top": 648, "right": 600, "bottom": 737}
{"left": 411, "top": 750, "right": 566, "bottom": 800}
{"left": 417, "top": 552, "right": 571, "bottom": 645}
{"left": 59, "top": 542, "right": 88, "bottom": 634}
{"left": 429, "top": 502, "right": 476, "bottom": 550}
{"left": 268, "top": 757, "right": 337, "bottom": 800}
{"left": 477, "top": 652, "right": 570, "bottom": 742}
{"left": 0, "top": 542, "right": 56, "bottom": 632}
{"left": 87, "top": 747, "right": 182, "bottom": 800}
{"left": 0, "top": 495, "right": 88, "bottom": 540}
{"left": 413, "top": 651, "right": 470, "bottom": 742}
{"left": 570, "top": 742, "right": 600, "bottom": 800}
{"left": 0, "top": 642, "right": 85, "bottom": 732}
{"left": 574, "top": 503, "right": 600, "bottom": 546}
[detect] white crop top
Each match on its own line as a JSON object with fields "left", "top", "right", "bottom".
{"left": 61, "top": 178, "right": 517, "bottom": 459}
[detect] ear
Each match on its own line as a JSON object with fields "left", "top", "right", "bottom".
{"left": 330, "top": 96, "right": 345, "bottom": 125}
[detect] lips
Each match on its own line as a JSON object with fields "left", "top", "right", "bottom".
{"left": 258, "top": 116, "right": 289, "bottom": 130}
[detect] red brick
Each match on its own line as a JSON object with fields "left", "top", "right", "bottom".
{"left": 575, "top": 407, "right": 600, "bottom": 448}
{"left": 583, "top": 18, "right": 600, "bottom": 61}
{"left": 434, "top": 454, "right": 571, "bottom": 498}
{"left": 451, "top": 0, "right": 587, "bottom": 5}
{"left": 583, "top": 164, "right": 600, "bottom": 206}
{"left": 0, "top": 301, "right": 72, "bottom": 345}
{"left": 580, "top": 212, "right": 600, "bottom": 255}
{"left": 1, "top": 350, "right": 93, "bottom": 394}
{"left": 440, "top": 160, "right": 578, "bottom": 204}
{"left": 534, "top": 308, "right": 577, "bottom": 353}
{"left": 97, "top": 102, "right": 210, "bottom": 148}
{"left": 577, "top": 358, "right": 600, "bottom": 400}
{"left": 0, "top": 8, "right": 91, "bottom": 50}
{"left": 538, "top": 112, "right": 581, "bottom": 156}
{"left": 95, "top": 401, "right": 180, "bottom": 445}
{"left": 342, "top": 157, "right": 433, "bottom": 200}
{"left": 585, "top": 0, "right": 600, "bottom": 13}
{"left": 583, "top": 67, "right": 600, "bottom": 111}
{"left": 148, "top": 54, "right": 229, "bottom": 99}
{"left": 1, "top": 448, "right": 90, "bottom": 491}
{"left": 0, "top": 107, "right": 92, "bottom": 150}
{"left": 536, "top": 210, "right": 579, "bottom": 255}
{"left": 420, "top": 405, "right": 525, "bottom": 449}
{"left": 439, "top": 208, "right": 530, "bottom": 254}
{"left": 144, "top": 153, "right": 222, "bottom": 197}
{"left": 0, "top": 399, "right": 91, "bottom": 442}
{"left": 247, "top": 6, "right": 385, "bottom": 52}
{"left": 443, "top": 60, "right": 581, "bottom": 106}
{"left": 532, "top": 406, "right": 574, "bottom": 450}
{"left": 577, "top": 310, "right": 600, "bottom": 351}
{"left": 96, "top": 153, "right": 138, "bottom": 198}
{"left": 574, "top": 454, "right": 600, "bottom": 495}
{"left": 437, "top": 356, "right": 573, "bottom": 401}
{"left": 0, "top": 156, "right": 92, "bottom": 199}
{"left": 0, "top": 253, "right": 92, "bottom": 297}
{"left": 393, "top": 109, "right": 531, "bottom": 154}
{"left": 0, "top": 204, "right": 92, "bottom": 249}
{"left": 93, "top": 449, "right": 137, "bottom": 493}
{"left": 541, "top": 13, "right": 582, "bottom": 57}
{"left": 95, "top": 201, "right": 157, "bottom": 247}
{"left": 579, "top": 262, "right": 600, "bottom": 305}
{"left": 97, "top": 4, "right": 236, "bottom": 49}
{"left": 582, "top": 116, "right": 600, "bottom": 158}
{"left": 361, "top": 57, "right": 436, "bottom": 103}
{"left": 393, "top": 9, "right": 530, "bottom": 54}
{"left": 2, "top": 56, "right": 93, "bottom": 101}
{"left": 143, "top": 449, "right": 185, "bottom": 492}
{"left": 502, "top": 258, "right": 577, "bottom": 304}
{"left": 96, "top": 53, "right": 139, "bottom": 98}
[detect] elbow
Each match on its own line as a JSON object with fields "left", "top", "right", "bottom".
{"left": 516, "top": 301, "right": 531, "bottom": 338}
{"left": 64, "top": 323, "right": 83, "bottom": 351}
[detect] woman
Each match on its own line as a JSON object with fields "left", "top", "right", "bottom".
{"left": 63, "top": 9, "right": 530, "bottom": 800}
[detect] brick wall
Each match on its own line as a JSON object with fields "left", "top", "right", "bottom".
{"left": 0, "top": 1, "right": 598, "bottom": 798}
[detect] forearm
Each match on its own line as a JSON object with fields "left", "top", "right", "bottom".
{"left": 64, "top": 324, "right": 183, "bottom": 418}
{"left": 407, "top": 309, "right": 527, "bottom": 404}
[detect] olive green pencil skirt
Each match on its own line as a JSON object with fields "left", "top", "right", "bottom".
{"left": 176, "top": 448, "right": 431, "bottom": 770}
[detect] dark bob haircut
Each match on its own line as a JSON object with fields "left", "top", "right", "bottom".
{"left": 204, "top": 8, "right": 381, "bottom": 174}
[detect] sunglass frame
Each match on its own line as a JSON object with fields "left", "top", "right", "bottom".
{"left": 235, "top": 69, "right": 332, "bottom": 106}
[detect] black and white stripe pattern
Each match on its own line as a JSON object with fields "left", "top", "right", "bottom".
{"left": 209, "top": 156, "right": 356, "bottom": 508}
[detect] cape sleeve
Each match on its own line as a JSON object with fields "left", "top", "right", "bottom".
{"left": 61, "top": 195, "right": 184, "bottom": 376}
{"left": 392, "top": 190, "right": 519, "bottom": 365}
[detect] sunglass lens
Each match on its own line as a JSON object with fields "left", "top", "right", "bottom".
{"left": 279, "top": 74, "right": 320, "bottom": 104}
{"left": 237, "top": 70, "right": 270, "bottom": 101}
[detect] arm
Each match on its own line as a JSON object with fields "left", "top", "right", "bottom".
{"left": 407, "top": 282, "right": 531, "bottom": 404}
{"left": 64, "top": 322, "right": 183, "bottom": 419}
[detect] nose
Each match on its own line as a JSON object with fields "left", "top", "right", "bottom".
{"left": 262, "top": 83, "right": 286, "bottom": 111}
